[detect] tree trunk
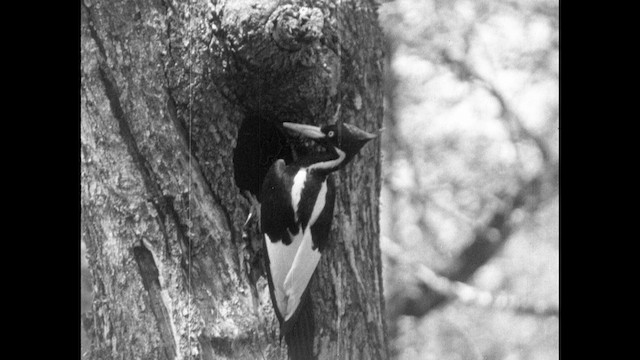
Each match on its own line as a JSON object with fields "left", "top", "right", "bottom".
{"left": 80, "top": 0, "right": 387, "bottom": 359}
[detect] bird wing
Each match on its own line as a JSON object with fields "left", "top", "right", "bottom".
{"left": 262, "top": 162, "right": 330, "bottom": 324}
{"left": 262, "top": 160, "right": 299, "bottom": 321}
{"left": 261, "top": 159, "right": 297, "bottom": 243}
{"left": 281, "top": 178, "right": 328, "bottom": 320}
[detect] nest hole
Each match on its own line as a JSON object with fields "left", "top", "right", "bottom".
{"left": 233, "top": 115, "right": 294, "bottom": 201}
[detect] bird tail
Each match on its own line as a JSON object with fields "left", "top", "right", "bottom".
{"left": 283, "top": 290, "right": 315, "bottom": 360}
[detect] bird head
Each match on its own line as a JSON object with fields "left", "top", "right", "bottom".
{"left": 282, "top": 122, "right": 377, "bottom": 160}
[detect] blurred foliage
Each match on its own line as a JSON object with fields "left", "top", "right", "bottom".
{"left": 378, "top": 0, "right": 558, "bottom": 359}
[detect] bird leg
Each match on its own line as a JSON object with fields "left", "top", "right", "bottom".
{"left": 241, "top": 190, "right": 265, "bottom": 282}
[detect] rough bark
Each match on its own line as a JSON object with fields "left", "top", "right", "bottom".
{"left": 81, "top": 0, "right": 386, "bottom": 359}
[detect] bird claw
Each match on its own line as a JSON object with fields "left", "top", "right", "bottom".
{"left": 242, "top": 191, "right": 261, "bottom": 240}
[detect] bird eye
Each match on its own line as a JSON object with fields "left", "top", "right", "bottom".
{"left": 328, "top": 131, "right": 335, "bottom": 137}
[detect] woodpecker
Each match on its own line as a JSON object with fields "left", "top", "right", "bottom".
{"left": 260, "top": 121, "right": 377, "bottom": 359}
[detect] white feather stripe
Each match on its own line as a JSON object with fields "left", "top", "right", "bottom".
{"left": 291, "top": 169, "right": 307, "bottom": 221}
{"left": 283, "top": 229, "right": 321, "bottom": 320}
{"left": 265, "top": 232, "right": 303, "bottom": 317}
{"left": 308, "top": 181, "right": 328, "bottom": 227}
{"left": 308, "top": 147, "right": 346, "bottom": 171}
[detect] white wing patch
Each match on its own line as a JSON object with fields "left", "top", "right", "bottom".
{"left": 265, "top": 232, "right": 303, "bottom": 318}
{"left": 283, "top": 230, "right": 321, "bottom": 320}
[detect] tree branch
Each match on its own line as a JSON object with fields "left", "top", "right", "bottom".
{"left": 414, "top": 264, "right": 558, "bottom": 317}
{"left": 383, "top": 237, "right": 558, "bottom": 319}
{"left": 386, "top": 161, "right": 557, "bottom": 320}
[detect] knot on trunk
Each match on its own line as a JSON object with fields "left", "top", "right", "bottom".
{"left": 220, "top": 2, "right": 340, "bottom": 124}
{"left": 267, "top": 5, "right": 324, "bottom": 52}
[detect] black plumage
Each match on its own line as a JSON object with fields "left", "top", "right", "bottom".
{"left": 261, "top": 159, "right": 298, "bottom": 245}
